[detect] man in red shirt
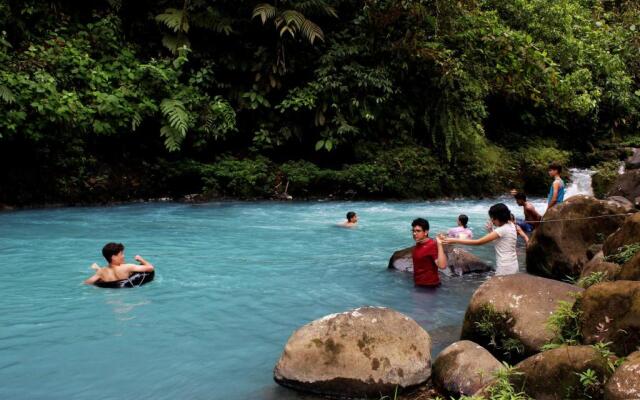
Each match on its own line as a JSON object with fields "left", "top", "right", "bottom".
{"left": 411, "top": 218, "right": 447, "bottom": 287}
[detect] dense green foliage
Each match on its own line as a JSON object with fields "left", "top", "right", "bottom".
{"left": 1, "top": 0, "right": 639, "bottom": 204}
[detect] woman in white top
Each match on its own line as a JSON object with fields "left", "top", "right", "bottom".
{"left": 442, "top": 203, "right": 519, "bottom": 275}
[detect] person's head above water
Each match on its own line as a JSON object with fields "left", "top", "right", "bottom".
{"left": 488, "top": 203, "right": 510, "bottom": 226}
{"left": 346, "top": 211, "right": 358, "bottom": 223}
{"left": 514, "top": 192, "right": 527, "bottom": 206}
{"left": 412, "top": 218, "right": 430, "bottom": 242}
{"left": 548, "top": 161, "right": 563, "bottom": 177}
{"left": 457, "top": 214, "right": 469, "bottom": 228}
{"left": 102, "top": 242, "right": 124, "bottom": 264}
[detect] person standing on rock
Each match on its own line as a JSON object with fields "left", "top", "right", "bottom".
{"left": 411, "top": 218, "right": 447, "bottom": 287}
{"left": 547, "top": 162, "right": 565, "bottom": 208}
{"left": 514, "top": 192, "right": 542, "bottom": 232}
{"left": 442, "top": 203, "right": 519, "bottom": 275}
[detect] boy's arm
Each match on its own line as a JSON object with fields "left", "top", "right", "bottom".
{"left": 127, "top": 255, "right": 154, "bottom": 273}
{"left": 443, "top": 232, "right": 499, "bottom": 246}
{"left": 435, "top": 237, "right": 447, "bottom": 269}
{"left": 84, "top": 273, "right": 100, "bottom": 285}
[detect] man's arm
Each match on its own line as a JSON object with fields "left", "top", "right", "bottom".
{"left": 127, "top": 255, "right": 154, "bottom": 273}
{"left": 526, "top": 204, "right": 542, "bottom": 222}
{"left": 435, "top": 237, "right": 447, "bottom": 269}
{"left": 548, "top": 180, "right": 561, "bottom": 207}
{"left": 84, "top": 273, "right": 100, "bottom": 285}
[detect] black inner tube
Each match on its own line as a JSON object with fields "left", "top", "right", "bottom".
{"left": 94, "top": 270, "right": 155, "bottom": 288}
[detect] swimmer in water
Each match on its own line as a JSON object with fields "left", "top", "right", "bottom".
{"left": 84, "top": 242, "right": 154, "bottom": 285}
{"left": 339, "top": 211, "right": 358, "bottom": 228}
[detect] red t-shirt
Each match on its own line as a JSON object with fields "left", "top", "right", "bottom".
{"left": 412, "top": 239, "right": 440, "bottom": 286}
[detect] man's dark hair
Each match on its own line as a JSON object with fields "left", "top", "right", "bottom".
{"left": 548, "top": 161, "right": 563, "bottom": 173}
{"left": 488, "top": 203, "right": 511, "bottom": 224}
{"left": 514, "top": 192, "right": 527, "bottom": 201}
{"left": 346, "top": 211, "right": 356, "bottom": 221}
{"left": 458, "top": 214, "right": 469, "bottom": 228}
{"left": 102, "top": 242, "right": 124, "bottom": 263}
{"left": 411, "top": 218, "right": 429, "bottom": 232}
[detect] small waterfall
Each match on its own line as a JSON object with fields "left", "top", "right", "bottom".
{"left": 565, "top": 168, "right": 595, "bottom": 197}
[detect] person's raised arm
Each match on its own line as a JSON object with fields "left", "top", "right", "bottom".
{"left": 127, "top": 255, "right": 154, "bottom": 272}
{"left": 516, "top": 225, "right": 529, "bottom": 244}
{"left": 443, "top": 231, "right": 499, "bottom": 246}
{"left": 548, "top": 180, "right": 561, "bottom": 207}
{"left": 435, "top": 236, "right": 447, "bottom": 270}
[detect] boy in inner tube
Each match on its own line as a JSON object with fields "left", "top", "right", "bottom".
{"left": 84, "top": 242, "right": 154, "bottom": 285}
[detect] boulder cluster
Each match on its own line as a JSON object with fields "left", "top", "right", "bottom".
{"left": 273, "top": 165, "right": 640, "bottom": 399}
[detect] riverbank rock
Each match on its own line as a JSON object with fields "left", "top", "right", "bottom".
{"left": 580, "top": 252, "right": 620, "bottom": 281}
{"left": 618, "top": 252, "right": 640, "bottom": 281}
{"left": 461, "top": 274, "right": 583, "bottom": 362}
{"left": 607, "top": 169, "right": 640, "bottom": 205}
{"left": 526, "top": 195, "right": 629, "bottom": 280}
{"left": 603, "top": 213, "right": 640, "bottom": 257}
{"left": 273, "top": 307, "right": 432, "bottom": 398}
{"left": 607, "top": 196, "right": 636, "bottom": 212}
{"left": 510, "top": 345, "right": 614, "bottom": 400}
{"left": 579, "top": 281, "right": 640, "bottom": 356}
{"left": 626, "top": 148, "right": 640, "bottom": 170}
{"left": 432, "top": 340, "right": 502, "bottom": 396}
{"left": 387, "top": 246, "right": 492, "bottom": 275}
{"left": 604, "top": 351, "right": 640, "bottom": 400}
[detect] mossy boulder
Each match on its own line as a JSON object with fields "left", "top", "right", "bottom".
{"left": 432, "top": 340, "right": 502, "bottom": 396}
{"left": 273, "top": 307, "right": 432, "bottom": 398}
{"left": 604, "top": 351, "right": 640, "bottom": 400}
{"left": 580, "top": 252, "right": 621, "bottom": 281}
{"left": 603, "top": 213, "right": 640, "bottom": 257}
{"left": 626, "top": 148, "right": 640, "bottom": 170}
{"left": 526, "top": 195, "right": 629, "bottom": 280}
{"left": 607, "top": 169, "right": 640, "bottom": 205}
{"left": 579, "top": 281, "right": 640, "bottom": 356}
{"left": 511, "top": 345, "right": 615, "bottom": 400}
{"left": 461, "top": 274, "right": 583, "bottom": 362}
{"left": 618, "top": 252, "right": 640, "bottom": 281}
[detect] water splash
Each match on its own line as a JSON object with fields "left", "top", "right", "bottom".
{"left": 565, "top": 168, "right": 594, "bottom": 198}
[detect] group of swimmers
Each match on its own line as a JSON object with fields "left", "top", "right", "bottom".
{"left": 85, "top": 163, "right": 566, "bottom": 288}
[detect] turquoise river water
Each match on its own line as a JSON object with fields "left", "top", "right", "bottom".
{"left": 0, "top": 199, "right": 541, "bottom": 400}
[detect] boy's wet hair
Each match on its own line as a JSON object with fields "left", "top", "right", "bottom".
{"left": 514, "top": 192, "right": 527, "bottom": 201}
{"left": 458, "top": 214, "right": 469, "bottom": 228}
{"left": 346, "top": 211, "right": 356, "bottom": 221}
{"left": 412, "top": 218, "right": 429, "bottom": 232}
{"left": 102, "top": 242, "right": 124, "bottom": 263}
{"left": 548, "top": 161, "right": 563, "bottom": 173}
{"left": 488, "top": 203, "right": 511, "bottom": 224}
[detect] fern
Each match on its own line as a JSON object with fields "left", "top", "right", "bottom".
{"left": 160, "top": 125, "right": 183, "bottom": 152}
{"left": 252, "top": 3, "right": 277, "bottom": 24}
{"left": 0, "top": 85, "right": 15, "bottom": 103}
{"left": 203, "top": 97, "right": 237, "bottom": 139}
{"left": 191, "top": 9, "right": 233, "bottom": 35}
{"left": 161, "top": 99, "right": 190, "bottom": 136}
{"left": 294, "top": 0, "right": 337, "bottom": 18}
{"left": 155, "top": 8, "right": 189, "bottom": 33}
{"left": 161, "top": 34, "right": 190, "bottom": 54}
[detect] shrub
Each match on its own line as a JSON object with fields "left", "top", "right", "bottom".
{"left": 591, "top": 160, "right": 621, "bottom": 199}
{"left": 518, "top": 140, "right": 571, "bottom": 195}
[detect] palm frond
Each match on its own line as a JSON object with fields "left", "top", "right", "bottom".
{"left": 191, "top": 10, "right": 234, "bottom": 35}
{"left": 155, "top": 8, "right": 189, "bottom": 33}
{"left": 252, "top": 3, "right": 277, "bottom": 25}
{"left": 280, "top": 10, "right": 306, "bottom": 29}
{"left": 300, "top": 19, "right": 324, "bottom": 44}
{"left": 293, "top": 0, "right": 337, "bottom": 18}
{"left": 0, "top": 85, "right": 15, "bottom": 103}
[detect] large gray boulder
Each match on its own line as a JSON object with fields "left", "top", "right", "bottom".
{"left": 432, "top": 340, "right": 502, "bottom": 396}
{"left": 511, "top": 345, "right": 615, "bottom": 400}
{"left": 579, "top": 281, "right": 640, "bottom": 356}
{"left": 607, "top": 169, "right": 640, "bottom": 206}
{"left": 526, "top": 195, "right": 629, "bottom": 280}
{"left": 461, "top": 274, "right": 583, "bottom": 362}
{"left": 604, "top": 351, "right": 640, "bottom": 400}
{"left": 388, "top": 245, "right": 491, "bottom": 275}
{"left": 273, "top": 307, "right": 432, "bottom": 398}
